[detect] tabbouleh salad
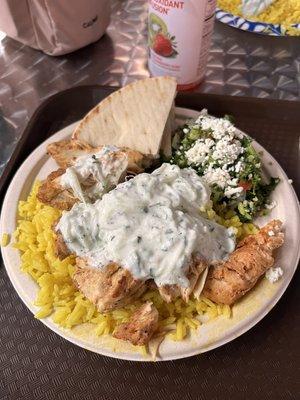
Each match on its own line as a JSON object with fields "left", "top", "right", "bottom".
{"left": 170, "top": 110, "right": 279, "bottom": 222}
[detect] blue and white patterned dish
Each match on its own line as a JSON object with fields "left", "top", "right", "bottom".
{"left": 216, "top": 7, "right": 300, "bottom": 36}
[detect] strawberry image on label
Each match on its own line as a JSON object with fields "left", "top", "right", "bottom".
{"left": 153, "top": 33, "right": 176, "bottom": 57}
{"left": 149, "top": 13, "right": 178, "bottom": 58}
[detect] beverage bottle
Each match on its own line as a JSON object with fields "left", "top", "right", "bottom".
{"left": 148, "top": 0, "right": 217, "bottom": 90}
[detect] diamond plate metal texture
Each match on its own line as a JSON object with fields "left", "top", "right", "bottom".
{"left": 0, "top": 1, "right": 300, "bottom": 399}
{"left": 0, "top": 0, "right": 300, "bottom": 177}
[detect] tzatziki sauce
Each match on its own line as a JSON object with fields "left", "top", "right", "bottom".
{"left": 57, "top": 163, "right": 235, "bottom": 287}
{"left": 60, "top": 145, "right": 128, "bottom": 203}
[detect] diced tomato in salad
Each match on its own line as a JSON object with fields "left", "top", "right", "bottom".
{"left": 239, "top": 181, "right": 252, "bottom": 191}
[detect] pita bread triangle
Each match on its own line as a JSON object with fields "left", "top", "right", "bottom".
{"left": 72, "top": 76, "right": 177, "bottom": 156}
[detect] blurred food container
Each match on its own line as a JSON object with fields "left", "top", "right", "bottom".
{"left": 0, "top": 0, "right": 111, "bottom": 56}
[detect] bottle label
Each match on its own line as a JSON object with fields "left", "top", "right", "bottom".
{"left": 148, "top": 0, "right": 216, "bottom": 86}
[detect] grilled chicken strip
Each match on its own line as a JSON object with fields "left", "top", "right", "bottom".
{"left": 158, "top": 259, "right": 208, "bottom": 303}
{"left": 113, "top": 302, "right": 159, "bottom": 346}
{"left": 47, "top": 139, "right": 149, "bottom": 174}
{"left": 37, "top": 169, "right": 78, "bottom": 210}
{"left": 55, "top": 227, "right": 208, "bottom": 304}
{"left": 54, "top": 229, "right": 71, "bottom": 260}
{"left": 47, "top": 139, "right": 97, "bottom": 169}
{"left": 38, "top": 144, "right": 149, "bottom": 210}
{"left": 37, "top": 165, "right": 107, "bottom": 211}
{"left": 203, "top": 220, "right": 284, "bottom": 305}
{"left": 73, "top": 259, "right": 147, "bottom": 312}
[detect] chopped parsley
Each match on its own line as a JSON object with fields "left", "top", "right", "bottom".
{"left": 170, "top": 110, "right": 279, "bottom": 221}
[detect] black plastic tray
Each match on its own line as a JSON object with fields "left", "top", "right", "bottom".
{"left": 0, "top": 87, "right": 299, "bottom": 400}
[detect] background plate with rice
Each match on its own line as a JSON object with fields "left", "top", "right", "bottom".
{"left": 216, "top": 0, "right": 300, "bottom": 36}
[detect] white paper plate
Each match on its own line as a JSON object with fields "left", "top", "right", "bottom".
{"left": 1, "top": 107, "right": 299, "bottom": 361}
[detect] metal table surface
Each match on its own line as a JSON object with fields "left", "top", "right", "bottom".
{"left": 0, "top": 0, "right": 300, "bottom": 178}
{"left": 0, "top": 2, "right": 300, "bottom": 399}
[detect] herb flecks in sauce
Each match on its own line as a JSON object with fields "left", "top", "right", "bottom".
{"left": 57, "top": 164, "right": 235, "bottom": 288}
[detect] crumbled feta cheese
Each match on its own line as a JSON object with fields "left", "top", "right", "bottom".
{"left": 268, "top": 230, "right": 274, "bottom": 236}
{"left": 234, "top": 161, "right": 243, "bottom": 173}
{"left": 185, "top": 138, "right": 215, "bottom": 165}
{"left": 181, "top": 110, "right": 256, "bottom": 202}
{"left": 265, "top": 200, "right": 277, "bottom": 210}
{"left": 224, "top": 186, "right": 244, "bottom": 198}
{"left": 248, "top": 201, "right": 254, "bottom": 210}
{"left": 200, "top": 117, "right": 236, "bottom": 140}
{"left": 212, "top": 137, "right": 243, "bottom": 164}
{"left": 202, "top": 167, "right": 231, "bottom": 189}
{"left": 183, "top": 128, "right": 189, "bottom": 134}
{"left": 195, "top": 110, "right": 241, "bottom": 141}
{"left": 265, "top": 267, "right": 283, "bottom": 283}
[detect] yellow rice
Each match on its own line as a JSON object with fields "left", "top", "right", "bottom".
{"left": 13, "top": 181, "right": 256, "bottom": 349}
{"left": 218, "top": 0, "right": 300, "bottom": 36}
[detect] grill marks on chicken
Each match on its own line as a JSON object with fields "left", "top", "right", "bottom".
{"left": 47, "top": 140, "right": 97, "bottom": 169}
{"left": 203, "top": 220, "right": 284, "bottom": 305}
{"left": 54, "top": 229, "right": 71, "bottom": 260}
{"left": 113, "top": 302, "right": 159, "bottom": 346}
{"left": 47, "top": 139, "right": 149, "bottom": 174}
{"left": 37, "top": 168, "right": 78, "bottom": 210}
